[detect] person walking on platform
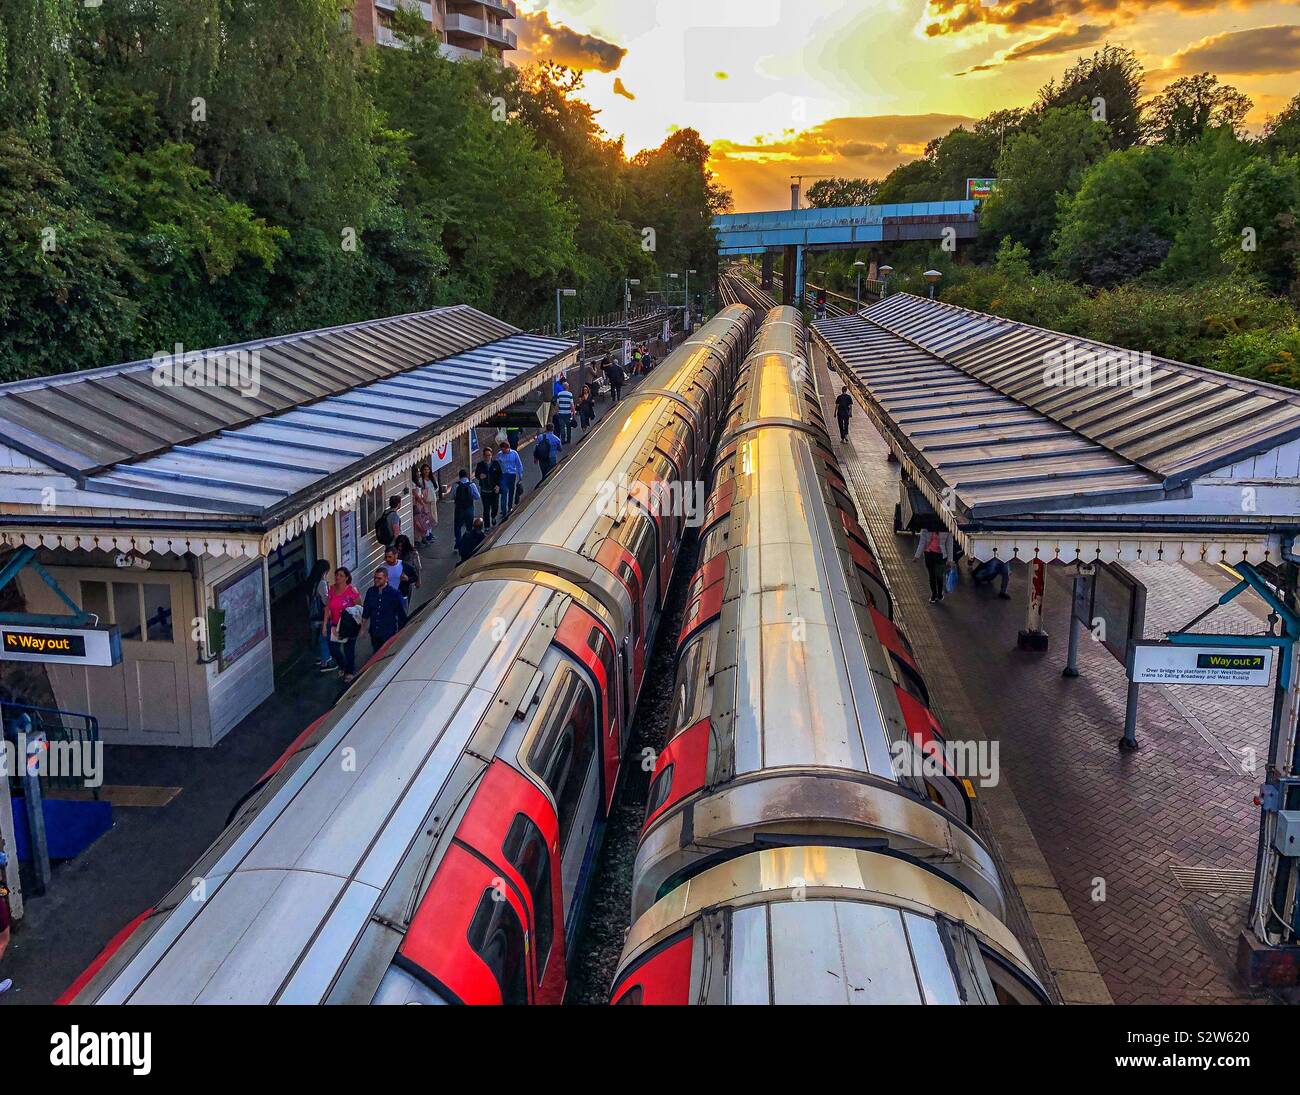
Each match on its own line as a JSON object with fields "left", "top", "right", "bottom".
{"left": 475, "top": 452, "right": 501, "bottom": 529}
{"left": 497, "top": 440, "right": 524, "bottom": 518}
{"left": 458, "top": 517, "right": 487, "bottom": 563}
{"left": 607, "top": 360, "right": 626, "bottom": 402}
{"left": 578, "top": 384, "right": 596, "bottom": 433}
{"left": 554, "top": 381, "right": 575, "bottom": 445}
{"left": 835, "top": 386, "right": 854, "bottom": 443}
{"left": 412, "top": 464, "right": 436, "bottom": 545}
{"left": 970, "top": 557, "right": 1012, "bottom": 600}
{"left": 533, "top": 424, "right": 563, "bottom": 479}
{"left": 308, "top": 559, "right": 333, "bottom": 670}
{"left": 362, "top": 566, "right": 408, "bottom": 653}
{"left": 913, "top": 526, "right": 954, "bottom": 604}
{"left": 394, "top": 535, "right": 421, "bottom": 605}
{"left": 451, "top": 468, "right": 481, "bottom": 553}
{"left": 325, "top": 567, "right": 362, "bottom": 683}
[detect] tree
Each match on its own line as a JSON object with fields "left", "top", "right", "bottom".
{"left": 1053, "top": 146, "right": 1185, "bottom": 285}
{"left": 1144, "top": 73, "right": 1253, "bottom": 145}
{"left": 1036, "top": 45, "right": 1145, "bottom": 149}
{"left": 980, "top": 105, "right": 1111, "bottom": 263}
{"left": 1215, "top": 156, "right": 1300, "bottom": 295}
{"left": 1263, "top": 94, "right": 1300, "bottom": 159}
{"left": 806, "top": 177, "right": 879, "bottom": 207}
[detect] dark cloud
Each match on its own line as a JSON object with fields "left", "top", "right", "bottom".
{"left": 957, "top": 23, "right": 1108, "bottom": 74}
{"left": 924, "top": 0, "right": 1267, "bottom": 37}
{"left": 1168, "top": 25, "right": 1300, "bottom": 75}
{"left": 515, "top": 10, "right": 626, "bottom": 72}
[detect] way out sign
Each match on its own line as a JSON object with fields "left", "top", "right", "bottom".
{"left": 0, "top": 625, "right": 122, "bottom": 667}
{"left": 1129, "top": 641, "right": 1274, "bottom": 687}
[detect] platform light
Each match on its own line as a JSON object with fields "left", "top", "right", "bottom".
{"left": 878, "top": 265, "right": 894, "bottom": 298}
{"left": 854, "top": 260, "right": 867, "bottom": 309}
{"left": 555, "top": 287, "right": 577, "bottom": 334}
{"left": 924, "top": 269, "right": 943, "bottom": 299}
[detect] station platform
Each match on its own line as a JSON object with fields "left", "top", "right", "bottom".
{"left": 817, "top": 354, "right": 1277, "bottom": 1005}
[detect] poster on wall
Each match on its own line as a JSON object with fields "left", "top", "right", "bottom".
{"left": 216, "top": 563, "right": 268, "bottom": 672}
{"left": 339, "top": 509, "right": 357, "bottom": 574}
{"left": 430, "top": 441, "right": 455, "bottom": 474}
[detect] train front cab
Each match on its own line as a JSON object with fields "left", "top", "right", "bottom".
{"left": 383, "top": 600, "right": 623, "bottom": 1005}
{"left": 611, "top": 847, "right": 1048, "bottom": 1006}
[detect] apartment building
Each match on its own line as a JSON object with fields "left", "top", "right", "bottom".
{"left": 347, "top": 0, "right": 518, "bottom": 60}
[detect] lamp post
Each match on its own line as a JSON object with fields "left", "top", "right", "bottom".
{"left": 624, "top": 278, "right": 640, "bottom": 323}
{"left": 686, "top": 268, "right": 696, "bottom": 328}
{"left": 924, "top": 269, "right": 943, "bottom": 300}
{"left": 555, "top": 288, "right": 576, "bottom": 335}
{"left": 878, "top": 265, "right": 893, "bottom": 299}
{"left": 854, "top": 260, "right": 866, "bottom": 309}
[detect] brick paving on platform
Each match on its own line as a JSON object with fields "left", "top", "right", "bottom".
{"left": 815, "top": 347, "right": 1277, "bottom": 1006}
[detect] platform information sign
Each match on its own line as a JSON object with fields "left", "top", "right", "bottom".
{"left": 1129, "top": 641, "right": 1274, "bottom": 687}
{"left": 0, "top": 625, "right": 121, "bottom": 667}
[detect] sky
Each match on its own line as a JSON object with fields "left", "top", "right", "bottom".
{"left": 511, "top": 0, "right": 1300, "bottom": 211}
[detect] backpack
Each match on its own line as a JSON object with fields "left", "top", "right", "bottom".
{"left": 375, "top": 511, "right": 395, "bottom": 546}
{"left": 534, "top": 434, "right": 553, "bottom": 463}
{"left": 454, "top": 480, "right": 475, "bottom": 510}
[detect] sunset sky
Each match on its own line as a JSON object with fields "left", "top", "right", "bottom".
{"left": 513, "top": 0, "right": 1300, "bottom": 211}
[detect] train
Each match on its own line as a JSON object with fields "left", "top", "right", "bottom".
{"left": 609, "top": 304, "right": 1050, "bottom": 1004}
{"left": 64, "top": 304, "right": 758, "bottom": 1005}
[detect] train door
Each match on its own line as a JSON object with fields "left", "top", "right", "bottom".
{"left": 522, "top": 655, "right": 602, "bottom": 937}
{"left": 555, "top": 604, "right": 623, "bottom": 813}
{"left": 401, "top": 761, "right": 565, "bottom": 1005}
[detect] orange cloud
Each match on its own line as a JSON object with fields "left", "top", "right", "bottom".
{"left": 923, "top": 0, "right": 1273, "bottom": 37}
{"left": 1166, "top": 24, "right": 1300, "bottom": 75}
{"left": 515, "top": 10, "right": 626, "bottom": 72}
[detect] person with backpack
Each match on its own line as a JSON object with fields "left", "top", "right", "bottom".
{"left": 325, "top": 567, "right": 363, "bottom": 683}
{"left": 362, "top": 566, "right": 408, "bottom": 654}
{"left": 913, "top": 526, "right": 955, "bottom": 604}
{"left": 375, "top": 496, "right": 402, "bottom": 548}
{"left": 835, "top": 386, "right": 854, "bottom": 443}
{"left": 533, "top": 424, "right": 562, "bottom": 479}
{"left": 554, "top": 381, "right": 575, "bottom": 444}
{"left": 451, "top": 468, "right": 481, "bottom": 552}
{"left": 475, "top": 453, "right": 501, "bottom": 530}
{"left": 497, "top": 440, "right": 524, "bottom": 518}
{"left": 578, "top": 384, "right": 596, "bottom": 433}
{"left": 307, "top": 559, "right": 334, "bottom": 671}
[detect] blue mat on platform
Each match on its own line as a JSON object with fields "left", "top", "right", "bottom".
{"left": 10, "top": 796, "right": 113, "bottom": 861}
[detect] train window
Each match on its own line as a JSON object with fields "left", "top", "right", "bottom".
{"left": 614, "top": 985, "right": 644, "bottom": 1005}
{"left": 646, "top": 764, "right": 674, "bottom": 820}
{"left": 466, "top": 888, "right": 528, "bottom": 1005}
{"left": 891, "top": 654, "right": 931, "bottom": 707}
{"left": 671, "top": 628, "right": 716, "bottom": 732}
{"left": 698, "top": 522, "right": 729, "bottom": 564}
{"left": 528, "top": 671, "right": 596, "bottom": 849}
{"left": 503, "top": 814, "right": 554, "bottom": 975}
{"left": 586, "top": 627, "right": 616, "bottom": 702}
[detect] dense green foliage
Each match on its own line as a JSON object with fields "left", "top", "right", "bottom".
{"left": 797, "top": 45, "right": 1300, "bottom": 389}
{"left": 0, "top": 1, "right": 727, "bottom": 380}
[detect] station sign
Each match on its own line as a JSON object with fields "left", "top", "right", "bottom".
{"left": 966, "top": 178, "right": 998, "bottom": 201}
{"left": 0, "top": 625, "right": 122, "bottom": 667}
{"left": 1129, "top": 641, "right": 1274, "bottom": 687}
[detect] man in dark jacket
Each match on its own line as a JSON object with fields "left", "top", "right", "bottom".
{"left": 362, "top": 567, "right": 408, "bottom": 651}
{"left": 835, "top": 386, "right": 854, "bottom": 442}
{"left": 607, "top": 361, "right": 626, "bottom": 401}
{"left": 475, "top": 455, "right": 501, "bottom": 530}
{"left": 451, "top": 468, "right": 481, "bottom": 552}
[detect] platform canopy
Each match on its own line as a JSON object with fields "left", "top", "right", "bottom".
{"left": 0, "top": 308, "right": 576, "bottom": 558}
{"left": 813, "top": 294, "right": 1300, "bottom": 566}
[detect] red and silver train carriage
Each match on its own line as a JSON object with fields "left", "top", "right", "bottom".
{"left": 611, "top": 306, "right": 1048, "bottom": 1005}
{"left": 65, "top": 304, "right": 758, "bottom": 1006}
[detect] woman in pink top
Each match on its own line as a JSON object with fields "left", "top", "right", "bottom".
{"left": 324, "top": 567, "right": 362, "bottom": 682}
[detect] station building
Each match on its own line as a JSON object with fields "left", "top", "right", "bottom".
{"left": 0, "top": 306, "right": 575, "bottom": 748}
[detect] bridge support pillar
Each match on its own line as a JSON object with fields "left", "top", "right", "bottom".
{"left": 781, "top": 247, "right": 797, "bottom": 306}
{"left": 760, "top": 252, "right": 774, "bottom": 291}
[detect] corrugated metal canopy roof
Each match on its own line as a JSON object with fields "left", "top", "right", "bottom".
{"left": 858, "top": 294, "right": 1300, "bottom": 484}
{"left": 77, "top": 334, "right": 573, "bottom": 516}
{"left": 0, "top": 305, "right": 516, "bottom": 478}
{"left": 814, "top": 294, "right": 1300, "bottom": 518}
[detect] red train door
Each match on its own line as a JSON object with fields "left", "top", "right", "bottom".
{"left": 401, "top": 761, "right": 566, "bottom": 1004}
